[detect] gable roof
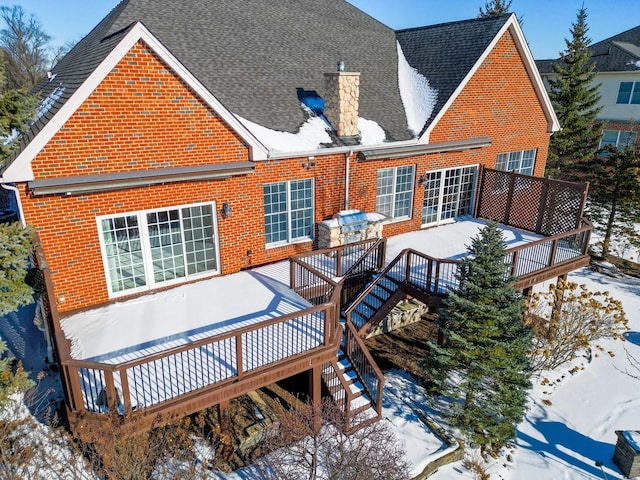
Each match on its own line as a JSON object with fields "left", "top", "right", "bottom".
{"left": 1, "top": 22, "right": 269, "bottom": 181}
{"left": 2, "top": 1, "right": 557, "bottom": 180}
{"left": 536, "top": 25, "right": 640, "bottom": 74}
{"left": 398, "top": 14, "right": 559, "bottom": 139}
{"left": 64, "top": 0, "right": 411, "bottom": 140}
{"left": 396, "top": 15, "right": 510, "bottom": 137}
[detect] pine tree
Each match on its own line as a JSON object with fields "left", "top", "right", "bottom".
{"left": 0, "top": 222, "right": 34, "bottom": 316}
{"left": 421, "top": 223, "right": 533, "bottom": 451}
{"left": 585, "top": 145, "right": 640, "bottom": 256}
{"left": 547, "top": 7, "right": 603, "bottom": 178}
{"left": 0, "top": 341, "right": 33, "bottom": 408}
{"left": 0, "top": 60, "right": 36, "bottom": 171}
{"left": 478, "top": 0, "right": 512, "bottom": 17}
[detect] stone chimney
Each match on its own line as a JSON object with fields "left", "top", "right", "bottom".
{"left": 324, "top": 62, "right": 360, "bottom": 138}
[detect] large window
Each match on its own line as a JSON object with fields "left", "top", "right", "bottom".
{"left": 264, "top": 179, "right": 314, "bottom": 246}
{"left": 496, "top": 149, "right": 536, "bottom": 175}
{"left": 98, "top": 203, "right": 219, "bottom": 296}
{"left": 616, "top": 82, "right": 640, "bottom": 105}
{"left": 599, "top": 129, "right": 637, "bottom": 150}
{"left": 421, "top": 165, "right": 477, "bottom": 226}
{"left": 376, "top": 165, "right": 415, "bottom": 220}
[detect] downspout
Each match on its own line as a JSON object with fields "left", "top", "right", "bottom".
{"left": 1, "top": 182, "right": 27, "bottom": 228}
{"left": 344, "top": 150, "right": 352, "bottom": 210}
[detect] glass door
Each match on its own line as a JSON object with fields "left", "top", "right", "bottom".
{"left": 421, "top": 165, "right": 478, "bottom": 227}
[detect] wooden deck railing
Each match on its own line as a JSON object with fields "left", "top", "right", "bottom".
{"left": 63, "top": 304, "right": 337, "bottom": 414}
{"left": 342, "top": 321, "right": 383, "bottom": 417}
{"left": 291, "top": 238, "right": 383, "bottom": 279}
{"left": 505, "top": 217, "right": 592, "bottom": 286}
{"left": 39, "top": 211, "right": 589, "bottom": 426}
{"left": 291, "top": 241, "right": 386, "bottom": 419}
{"left": 344, "top": 217, "right": 592, "bottom": 334}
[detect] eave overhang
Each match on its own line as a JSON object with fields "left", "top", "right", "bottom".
{"left": 358, "top": 137, "right": 491, "bottom": 161}
{"left": 27, "top": 161, "right": 254, "bottom": 196}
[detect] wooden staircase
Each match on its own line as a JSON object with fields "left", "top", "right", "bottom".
{"left": 321, "top": 351, "right": 377, "bottom": 428}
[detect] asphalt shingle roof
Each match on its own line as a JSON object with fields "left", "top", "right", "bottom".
{"left": 536, "top": 25, "right": 640, "bottom": 74}
{"left": 8, "top": 1, "right": 517, "bottom": 170}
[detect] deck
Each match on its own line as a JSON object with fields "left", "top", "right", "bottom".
{"left": 39, "top": 168, "right": 592, "bottom": 433}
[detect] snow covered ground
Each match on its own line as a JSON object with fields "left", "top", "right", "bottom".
{"left": 431, "top": 266, "right": 640, "bottom": 480}
{"left": 1, "top": 225, "right": 639, "bottom": 478}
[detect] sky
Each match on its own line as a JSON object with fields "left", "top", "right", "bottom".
{"left": 8, "top": 0, "right": 640, "bottom": 61}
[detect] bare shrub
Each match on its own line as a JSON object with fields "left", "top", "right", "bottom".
{"left": 525, "top": 279, "right": 628, "bottom": 371}
{"left": 463, "top": 451, "right": 491, "bottom": 480}
{"left": 71, "top": 412, "right": 219, "bottom": 479}
{"left": 257, "top": 399, "right": 410, "bottom": 480}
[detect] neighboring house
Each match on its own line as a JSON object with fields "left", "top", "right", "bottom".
{"left": 536, "top": 25, "right": 640, "bottom": 151}
{"left": 0, "top": 0, "right": 590, "bottom": 436}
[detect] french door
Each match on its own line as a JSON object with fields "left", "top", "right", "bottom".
{"left": 421, "top": 165, "right": 478, "bottom": 227}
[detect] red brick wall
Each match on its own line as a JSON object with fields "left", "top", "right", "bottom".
{"left": 20, "top": 31, "right": 552, "bottom": 314}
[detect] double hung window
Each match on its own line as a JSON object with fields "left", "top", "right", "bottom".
{"left": 616, "top": 82, "right": 640, "bottom": 105}
{"left": 495, "top": 149, "right": 536, "bottom": 175}
{"left": 376, "top": 165, "right": 415, "bottom": 220}
{"left": 599, "top": 130, "right": 637, "bottom": 150}
{"left": 264, "top": 179, "right": 314, "bottom": 246}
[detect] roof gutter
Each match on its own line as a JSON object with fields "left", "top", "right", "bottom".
{"left": 27, "top": 161, "right": 255, "bottom": 196}
{"left": 359, "top": 137, "right": 492, "bottom": 161}
{"left": 264, "top": 139, "right": 420, "bottom": 161}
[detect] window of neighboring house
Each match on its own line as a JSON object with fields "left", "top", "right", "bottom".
{"left": 264, "top": 179, "right": 314, "bottom": 246}
{"left": 616, "top": 82, "right": 640, "bottom": 104}
{"left": 599, "top": 129, "right": 638, "bottom": 150}
{"left": 495, "top": 149, "right": 536, "bottom": 175}
{"left": 376, "top": 165, "right": 415, "bottom": 220}
{"left": 98, "top": 203, "right": 219, "bottom": 296}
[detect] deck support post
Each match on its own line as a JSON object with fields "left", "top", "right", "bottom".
{"left": 218, "top": 400, "right": 234, "bottom": 461}
{"left": 311, "top": 366, "right": 322, "bottom": 433}
{"left": 548, "top": 274, "right": 568, "bottom": 340}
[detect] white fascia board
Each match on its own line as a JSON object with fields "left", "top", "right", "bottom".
{"left": 3, "top": 22, "right": 269, "bottom": 183}
{"left": 421, "top": 14, "right": 560, "bottom": 143}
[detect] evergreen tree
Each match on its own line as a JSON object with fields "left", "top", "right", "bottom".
{"left": 547, "top": 7, "right": 603, "bottom": 178}
{"left": 421, "top": 223, "right": 533, "bottom": 451}
{"left": 585, "top": 145, "right": 640, "bottom": 256}
{"left": 478, "top": 0, "right": 512, "bottom": 17}
{"left": 0, "top": 221, "right": 34, "bottom": 316}
{"left": 0, "top": 60, "right": 36, "bottom": 170}
{"left": 0, "top": 341, "right": 33, "bottom": 407}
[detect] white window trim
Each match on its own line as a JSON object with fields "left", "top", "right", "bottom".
{"left": 375, "top": 165, "right": 415, "bottom": 222}
{"left": 97, "top": 201, "right": 220, "bottom": 298}
{"left": 264, "top": 179, "right": 315, "bottom": 248}
{"left": 495, "top": 148, "right": 536, "bottom": 175}
{"left": 420, "top": 164, "right": 478, "bottom": 228}
{"left": 616, "top": 81, "right": 640, "bottom": 105}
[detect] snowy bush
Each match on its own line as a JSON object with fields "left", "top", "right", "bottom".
{"left": 525, "top": 278, "right": 628, "bottom": 371}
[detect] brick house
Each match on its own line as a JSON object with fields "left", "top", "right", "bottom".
{"left": 0, "top": 0, "right": 591, "bottom": 434}
{"left": 537, "top": 25, "right": 640, "bottom": 150}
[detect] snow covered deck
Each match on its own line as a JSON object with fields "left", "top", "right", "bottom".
{"left": 61, "top": 219, "right": 537, "bottom": 362}
{"left": 59, "top": 218, "right": 589, "bottom": 414}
